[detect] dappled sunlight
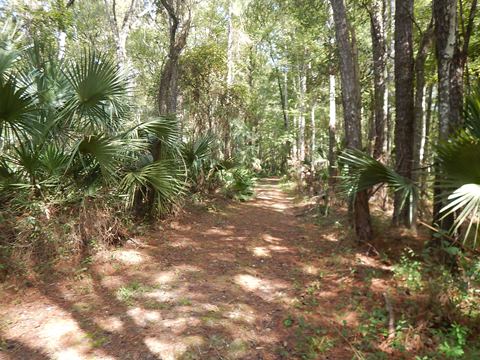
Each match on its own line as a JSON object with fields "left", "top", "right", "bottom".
{"left": 100, "top": 275, "right": 126, "bottom": 289}
{"left": 302, "top": 264, "right": 320, "bottom": 276}
{"left": 55, "top": 348, "right": 90, "bottom": 360}
{"left": 252, "top": 246, "right": 271, "bottom": 257}
{"left": 172, "top": 264, "right": 203, "bottom": 274}
{"left": 355, "top": 253, "right": 392, "bottom": 271}
{"left": 95, "top": 316, "right": 124, "bottom": 332}
{"left": 161, "top": 317, "right": 202, "bottom": 334}
{"left": 226, "top": 303, "right": 257, "bottom": 324}
{"left": 203, "top": 227, "right": 234, "bottom": 236}
{"left": 323, "top": 232, "right": 343, "bottom": 242}
{"left": 261, "top": 233, "right": 283, "bottom": 244}
{"left": 268, "top": 244, "right": 291, "bottom": 253}
{"left": 167, "top": 237, "right": 197, "bottom": 248}
{"left": 143, "top": 287, "right": 181, "bottom": 302}
{"left": 110, "top": 249, "right": 149, "bottom": 265}
{"left": 0, "top": 178, "right": 388, "bottom": 359}
{"left": 234, "top": 274, "right": 288, "bottom": 302}
{"left": 16, "top": 316, "right": 92, "bottom": 359}
{"left": 251, "top": 244, "right": 292, "bottom": 258}
{"left": 154, "top": 270, "right": 177, "bottom": 285}
{"left": 144, "top": 336, "right": 193, "bottom": 360}
{"left": 127, "top": 307, "right": 162, "bottom": 327}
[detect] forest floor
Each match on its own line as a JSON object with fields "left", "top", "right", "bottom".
{"left": 0, "top": 178, "right": 422, "bottom": 360}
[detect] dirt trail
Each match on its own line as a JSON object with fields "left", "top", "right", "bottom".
{"left": 1, "top": 178, "right": 374, "bottom": 360}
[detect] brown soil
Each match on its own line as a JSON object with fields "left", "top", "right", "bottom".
{"left": 0, "top": 178, "right": 403, "bottom": 360}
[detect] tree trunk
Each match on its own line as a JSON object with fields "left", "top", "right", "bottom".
{"left": 433, "top": 0, "right": 457, "bottom": 229}
{"left": 392, "top": 0, "right": 415, "bottom": 227}
{"left": 156, "top": 0, "right": 190, "bottom": 118}
{"left": 369, "top": 0, "right": 387, "bottom": 160}
{"left": 386, "top": 0, "right": 395, "bottom": 157}
{"left": 421, "top": 84, "right": 433, "bottom": 197}
{"left": 298, "top": 66, "right": 306, "bottom": 163}
{"left": 434, "top": 0, "right": 457, "bottom": 141}
{"left": 449, "top": 0, "right": 477, "bottom": 128}
{"left": 411, "top": 20, "right": 433, "bottom": 225}
{"left": 330, "top": 0, "right": 373, "bottom": 242}
{"left": 103, "top": 0, "right": 139, "bottom": 69}
{"left": 310, "top": 98, "right": 316, "bottom": 166}
{"left": 227, "top": 1, "right": 234, "bottom": 86}
{"left": 328, "top": 71, "right": 337, "bottom": 202}
{"left": 57, "top": 31, "right": 66, "bottom": 60}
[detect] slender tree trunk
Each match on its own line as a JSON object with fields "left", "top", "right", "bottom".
{"left": 369, "top": 0, "right": 387, "bottom": 160}
{"left": 298, "top": 66, "right": 306, "bottom": 163}
{"left": 434, "top": 0, "right": 457, "bottom": 141}
{"left": 421, "top": 84, "right": 434, "bottom": 197}
{"left": 275, "top": 70, "right": 289, "bottom": 131}
{"left": 412, "top": 20, "right": 433, "bottom": 225}
{"left": 157, "top": 0, "right": 190, "bottom": 118}
{"left": 57, "top": 30, "right": 66, "bottom": 60}
{"left": 227, "top": 1, "right": 234, "bottom": 86}
{"left": 310, "top": 98, "right": 316, "bottom": 166}
{"left": 328, "top": 71, "right": 337, "bottom": 200}
{"left": 450, "top": 0, "right": 477, "bottom": 127}
{"left": 386, "top": 0, "right": 395, "bottom": 157}
{"left": 392, "top": 0, "right": 415, "bottom": 228}
{"left": 330, "top": 0, "right": 373, "bottom": 242}
{"left": 433, "top": 0, "right": 457, "bottom": 229}
{"left": 292, "top": 75, "right": 298, "bottom": 161}
{"left": 274, "top": 68, "right": 289, "bottom": 170}
{"left": 284, "top": 71, "right": 289, "bottom": 127}
{"left": 103, "top": 0, "right": 139, "bottom": 69}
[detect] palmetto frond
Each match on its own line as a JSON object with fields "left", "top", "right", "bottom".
{"left": 0, "top": 47, "right": 20, "bottom": 79}
{"left": 0, "top": 22, "right": 23, "bottom": 79}
{"left": 339, "top": 149, "right": 417, "bottom": 210}
{"left": 0, "top": 77, "right": 38, "bottom": 141}
{"left": 182, "top": 134, "right": 214, "bottom": 165}
{"left": 437, "top": 87, "right": 480, "bottom": 244}
{"left": 69, "top": 134, "right": 124, "bottom": 181}
{"left": 39, "top": 144, "right": 70, "bottom": 177}
{"left": 135, "top": 116, "right": 180, "bottom": 149}
{"left": 181, "top": 133, "right": 215, "bottom": 177}
{"left": 440, "top": 184, "right": 480, "bottom": 246}
{"left": 61, "top": 50, "right": 130, "bottom": 133}
{"left": 465, "top": 86, "right": 480, "bottom": 139}
{"left": 437, "top": 133, "right": 480, "bottom": 187}
{"left": 120, "top": 160, "right": 185, "bottom": 212}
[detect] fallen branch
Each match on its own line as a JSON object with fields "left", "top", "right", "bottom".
{"left": 383, "top": 292, "right": 395, "bottom": 341}
{"left": 418, "top": 221, "right": 480, "bottom": 256}
{"left": 331, "top": 321, "right": 367, "bottom": 360}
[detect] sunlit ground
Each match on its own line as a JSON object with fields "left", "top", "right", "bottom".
{"left": 0, "top": 178, "right": 399, "bottom": 359}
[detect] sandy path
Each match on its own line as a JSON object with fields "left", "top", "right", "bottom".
{"left": 1, "top": 178, "right": 360, "bottom": 360}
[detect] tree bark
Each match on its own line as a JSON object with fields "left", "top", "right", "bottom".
{"left": 227, "top": 1, "right": 235, "bottom": 86}
{"left": 330, "top": 0, "right": 373, "bottom": 242}
{"left": 310, "top": 98, "right": 316, "bottom": 166}
{"left": 103, "top": 0, "right": 139, "bottom": 68}
{"left": 157, "top": 0, "right": 190, "bottom": 118}
{"left": 392, "top": 0, "right": 415, "bottom": 227}
{"left": 434, "top": 0, "right": 457, "bottom": 141}
{"left": 449, "top": 0, "right": 477, "bottom": 128}
{"left": 298, "top": 64, "right": 306, "bottom": 163}
{"left": 327, "top": 4, "right": 337, "bottom": 204}
{"left": 433, "top": 0, "right": 457, "bottom": 229}
{"left": 412, "top": 19, "right": 434, "bottom": 225}
{"left": 421, "top": 84, "right": 433, "bottom": 197}
{"left": 328, "top": 71, "right": 337, "bottom": 201}
{"left": 368, "top": 0, "right": 387, "bottom": 160}
{"left": 386, "top": 0, "right": 395, "bottom": 157}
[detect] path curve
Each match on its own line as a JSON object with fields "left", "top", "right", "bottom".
{"left": 1, "top": 178, "right": 355, "bottom": 360}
